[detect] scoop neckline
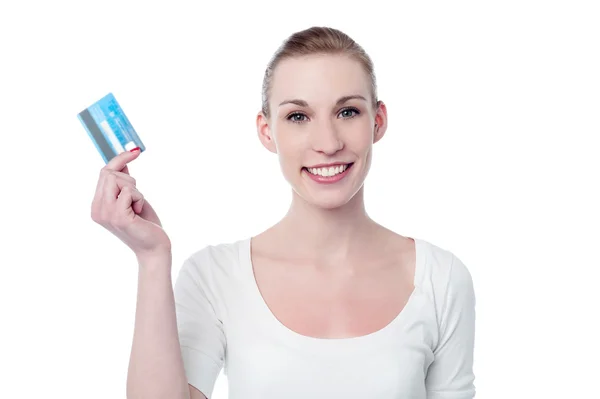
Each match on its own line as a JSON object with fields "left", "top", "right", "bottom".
{"left": 239, "top": 236, "right": 427, "bottom": 352}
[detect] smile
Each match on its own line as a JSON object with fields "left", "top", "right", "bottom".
{"left": 302, "top": 163, "right": 354, "bottom": 184}
{"left": 305, "top": 163, "right": 352, "bottom": 177}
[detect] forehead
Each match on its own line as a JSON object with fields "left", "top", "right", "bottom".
{"left": 270, "top": 54, "right": 371, "bottom": 106}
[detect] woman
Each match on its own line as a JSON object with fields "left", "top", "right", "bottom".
{"left": 92, "top": 26, "right": 476, "bottom": 399}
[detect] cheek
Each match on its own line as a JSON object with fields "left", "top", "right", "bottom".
{"left": 274, "top": 130, "right": 305, "bottom": 168}
{"left": 277, "top": 135, "right": 302, "bottom": 155}
{"left": 345, "top": 122, "right": 374, "bottom": 153}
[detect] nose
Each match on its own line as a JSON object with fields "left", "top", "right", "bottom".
{"left": 309, "top": 120, "right": 344, "bottom": 155}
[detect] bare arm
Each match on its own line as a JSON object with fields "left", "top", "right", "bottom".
{"left": 126, "top": 253, "right": 191, "bottom": 399}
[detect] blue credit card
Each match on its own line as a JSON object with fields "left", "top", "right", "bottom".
{"left": 77, "top": 93, "right": 145, "bottom": 163}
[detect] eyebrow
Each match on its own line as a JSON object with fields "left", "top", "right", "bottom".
{"left": 278, "top": 94, "right": 367, "bottom": 107}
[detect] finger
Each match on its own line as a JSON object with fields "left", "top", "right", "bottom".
{"left": 104, "top": 148, "right": 141, "bottom": 173}
{"left": 103, "top": 173, "right": 136, "bottom": 205}
{"left": 95, "top": 150, "right": 139, "bottom": 205}
{"left": 131, "top": 187, "right": 145, "bottom": 215}
{"left": 93, "top": 169, "right": 106, "bottom": 205}
{"left": 112, "top": 171, "right": 136, "bottom": 186}
{"left": 138, "top": 198, "right": 161, "bottom": 226}
{"left": 116, "top": 185, "right": 144, "bottom": 217}
{"left": 95, "top": 149, "right": 139, "bottom": 206}
{"left": 94, "top": 170, "right": 135, "bottom": 207}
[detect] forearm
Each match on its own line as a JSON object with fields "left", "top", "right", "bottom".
{"left": 126, "top": 254, "right": 190, "bottom": 399}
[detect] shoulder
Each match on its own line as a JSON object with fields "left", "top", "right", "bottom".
{"left": 176, "top": 238, "right": 250, "bottom": 289}
{"left": 417, "top": 238, "right": 473, "bottom": 289}
{"left": 415, "top": 238, "right": 476, "bottom": 317}
{"left": 186, "top": 239, "right": 247, "bottom": 269}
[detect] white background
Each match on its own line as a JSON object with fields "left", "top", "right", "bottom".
{"left": 1, "top": 0, "right": 598, "bottom": 398}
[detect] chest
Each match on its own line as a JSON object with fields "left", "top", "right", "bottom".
{"left": 251, "top": 257, "right": 415, "bottom": 339}
{"left": 227, "top": 347, "right": 430, "bottom": 399}
{"left": 226, "top": 294, "right": 434, "bottom": 399}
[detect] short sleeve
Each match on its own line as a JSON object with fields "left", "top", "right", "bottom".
{"left": 426, "top": 254, "right": 476, "bottom": 399}
{"left": 174, "top": 253, "right": 226, "bottom": 399}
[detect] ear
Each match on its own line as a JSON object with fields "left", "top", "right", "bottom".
{"left": 256, "top": 111, "right": 278, "bottom": 154}
{"left": 373, "top": 100, "right": 388, "bottom": 144}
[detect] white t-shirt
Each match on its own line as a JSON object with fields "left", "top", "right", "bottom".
{"left": 174, "top": 237, "right": 476, "bottom": 399}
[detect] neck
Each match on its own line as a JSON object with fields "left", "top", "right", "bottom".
{"left": 276, "top": 186, "right": 378, "bottom": 262}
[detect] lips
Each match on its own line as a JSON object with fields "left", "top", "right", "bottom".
{"left": 304, "top": 163, "right": 352, "bottom": 177}
{"left": 305, "top": 162, "right": 352, "bottom": 169}
{"left": 302, "top": 162, "right": 354, "bottom": 184}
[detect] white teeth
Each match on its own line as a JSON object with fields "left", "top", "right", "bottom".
{"left": 307, "top": 164, "right": 350, "bottom": 177}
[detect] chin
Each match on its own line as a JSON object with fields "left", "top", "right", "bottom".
{"left": 285, "top": 162, "right": 367, "bottom": 209}
{"left": 296, "top": 177, "right": 365, "bottom": 210}
{"left": 307, "top": 194, "right": 354, "bottom": 210}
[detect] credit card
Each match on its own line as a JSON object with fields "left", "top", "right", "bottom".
{"left": 77, "top": 92, "right": 146, "bottom": 163}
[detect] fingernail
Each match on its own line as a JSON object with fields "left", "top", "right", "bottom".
{"left": 129, "top": 147, "right": 141, "bottom": 153}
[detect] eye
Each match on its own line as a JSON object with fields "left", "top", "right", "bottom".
{"left": 338, "top": 107, "right": 360, "bottom": 119}
{"left": 287, "top": 112, "right": 308, "bottom": 123}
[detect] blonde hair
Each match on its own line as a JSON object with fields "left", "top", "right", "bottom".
{"left": 261, "top": 26, "right": 378, "bottom": 118}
